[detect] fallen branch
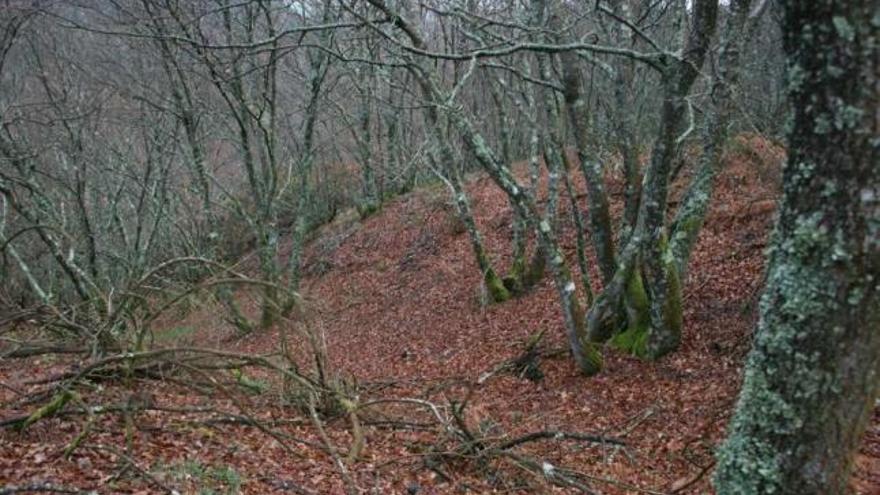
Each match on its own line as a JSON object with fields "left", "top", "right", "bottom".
{"left": 89, "top": 444, "right": 172, "bottom": 494}
{"left": 1, "top": 344, "right": 86, "bottom": 359}
{"left": 495, "top": 430, "right": 625, "bottom": 450}
{"left": 0, "top": 484, "right": 87, "bottom": 495}
{"left": 308, "top": 394, "right": 359, "bottom": 495}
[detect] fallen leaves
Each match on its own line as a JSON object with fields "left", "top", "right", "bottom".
{"left": 1, "top": 136, "right": 877, "bottom": 494}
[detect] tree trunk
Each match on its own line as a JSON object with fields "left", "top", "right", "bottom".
{"left": 438, "top": 151, "right": 510, "bottom": 304}
{"left": 357, "top": 66, "right": 380, "bottom": 217}
{"left": 558, "top": 47, "right": 617, "bottom": 284}
{"left": 669, "top": 0, "right": 753, "bottom": 280}
{"left": 561, "top": 152, "right": 594, "bottom": 305}
{"left": 638, "top": 0, "right": 717, "bottom": 359}
{"left": 585, "top": 0, "right": 718, "bottom": 359}
{"left": 714, "top": 0, "right": 879, "bottom": 492}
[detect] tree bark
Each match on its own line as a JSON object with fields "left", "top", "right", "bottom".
{"left": 669, "top": 0, "right": 753, "bottom": 280}
{"left": 714, "top": 0, "right": 879, "bottom": 492}
{"left": 585, "top": 0, "right": 718, "bottom": 359}
{"left": 558, "top": 47, "right": 617, "bottom": 285}
{"left": 638, "top": 0, "right": 717, "bottom": 359}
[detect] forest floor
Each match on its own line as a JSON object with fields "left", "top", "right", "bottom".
{"left": 2, "top": 134, "right": 878, "bottom": 494}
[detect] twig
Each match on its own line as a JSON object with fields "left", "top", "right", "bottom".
{"left": 499, "top": 450, "right": 598, "bottom": 494}
{"left": 88, "top": 444, "right": 172, "bottom": 494}
{"left": 495, "top": 430, "right": 625, "bottom": 450}
{"left": 615, "top": 406, "right": 657, "bottom": 437}
{"left": 670, "top": 461, "right": 715, "bottom": 493}
{"left": 0, "top": 484, "right": 88, "bottom": 495}
{"left": 555, "top": 464, "right": 671, "bottom": 495}
{"left": 308, "top": 395, "right": 359, "bottom": 495}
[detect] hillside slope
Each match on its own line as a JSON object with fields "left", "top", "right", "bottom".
{"left": 2, "top": 135, "right": 877, "bottom": 494}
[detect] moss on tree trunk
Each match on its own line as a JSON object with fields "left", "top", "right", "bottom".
{"left": 611, "top": 266, "right": 651, "bottom": 357}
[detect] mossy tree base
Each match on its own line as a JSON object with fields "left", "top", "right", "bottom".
{"left": 587, "top": 257, "right": 648, "bottom": 347}
{"left": 609, "top": 266, "right": 653, "bottom": 358}
{"left": 502, "top": 248, "right": 546, "bottom": 297}
{"left": 485, "top": 268, "right": 511, "bottom": 303}
{"left": 594, "top": 255, "right": 681, "bottom": 361}
{"left": 579, "top": 343, "right": 604, "bottom": 376}
{"left": 357, "top": 201, "right": 381, "bottom": 220}
{"left": 611, "top": 325, "right": 650, "bottom": 358}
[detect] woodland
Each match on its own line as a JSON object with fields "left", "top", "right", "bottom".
{"left": 0, "top": 0, "right": 877, "bottom": 494}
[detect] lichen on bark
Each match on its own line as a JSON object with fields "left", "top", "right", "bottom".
{"left": 714, "top": 0, "right": 879, "bottom": 491}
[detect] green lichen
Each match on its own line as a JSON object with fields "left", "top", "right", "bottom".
{"left": 787, "top": 63, "right": 807, "bottom": 93}
{"left": 714, "top": 209, "right": 862, "bottom": 493}
{"left": 832, "top": 16, "right": 855, "bottom": 41}
{"left": 832, "top": 103, "right": 864, "bottom": 130}
{"left": 813, "top": 113, "right": 832, "bottom": 134}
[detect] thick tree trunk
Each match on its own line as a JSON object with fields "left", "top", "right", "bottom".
{"left": 638, "top": 0, "right": 717, "bottom": 359}
{"left": 714, "top": 1, "right": 879, "bottom": 492}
